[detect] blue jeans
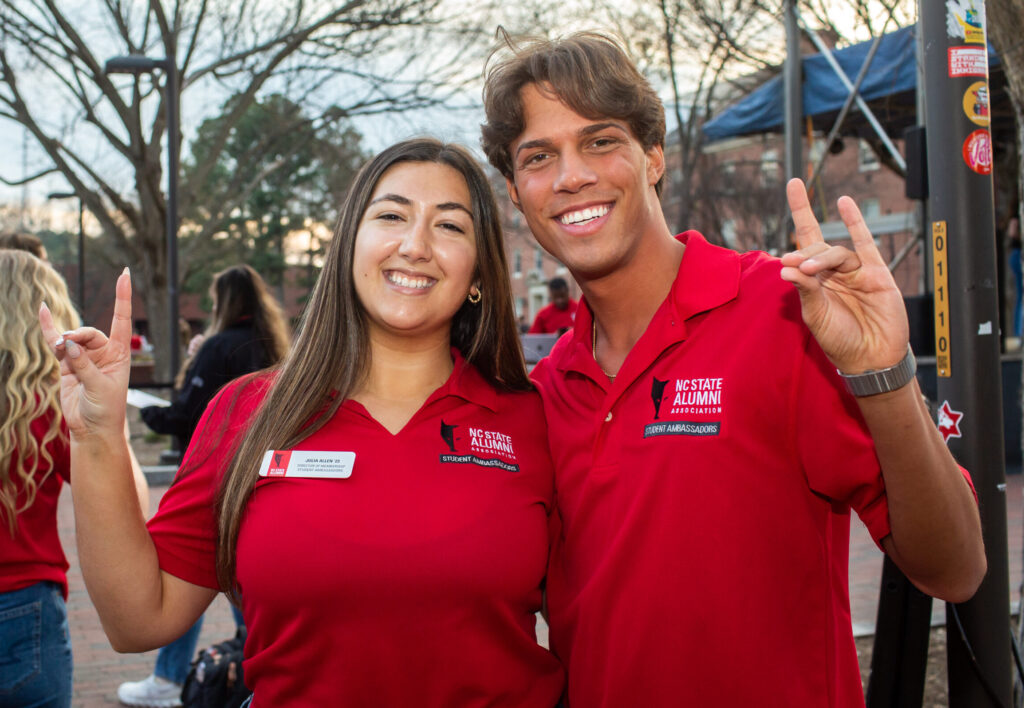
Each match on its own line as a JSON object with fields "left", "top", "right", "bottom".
{"left": 0, "top": 582, "right": 72, "bottom": 708}
{"left": 154, "top": 603, "right": 245, "bottom": 685}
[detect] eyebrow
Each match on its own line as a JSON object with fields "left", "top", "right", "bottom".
{"left": 513, "top": 121, "right": 628, "bottom": 160}
{"left": 369, "top": 193, "right": 472, "bottom": 216}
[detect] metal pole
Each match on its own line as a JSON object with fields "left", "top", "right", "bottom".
{"left": 919, "top": 1, "right": 1011, "bottom": 705}
{"left": 163, "top": 58, "right": 180, "bottom": 383}
{"left": 77, "top": 198, "right": 85, "bottom": 319}
{"left": 782, "top": 0, "right": 802, "bottom": 254}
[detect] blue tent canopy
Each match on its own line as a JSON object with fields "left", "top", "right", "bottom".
{"left": 702, "top": 25, "right": 1002, "bottom": 143}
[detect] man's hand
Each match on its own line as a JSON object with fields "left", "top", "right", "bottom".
{"left": 780, "top": 178, "right": 909, "bottom": 374}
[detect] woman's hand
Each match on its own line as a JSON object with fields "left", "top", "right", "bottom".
{"left": 39, "top": 267, "right": 134, "bottom": 439}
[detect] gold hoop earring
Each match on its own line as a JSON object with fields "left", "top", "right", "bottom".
{"left": 467, "top": 288, "right": 481, "bottom": 304}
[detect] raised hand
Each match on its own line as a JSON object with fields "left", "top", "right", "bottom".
{"left": 38, "top": 267, "right": 134, "bottom": 438}
{"left": 779, "top": 178, "right": 909, "bottom": 374}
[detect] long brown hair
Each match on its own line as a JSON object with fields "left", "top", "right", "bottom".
{"left": 175, "top": 265, "right": 290, "bottom": 387}
{"left": 0, "top": 251, "right": 80, "bottom": 535}
{"left": 480, "top": 30, "right": 667, "bottom": 195}
{"left": 210, "top": 138, "right": 529, "bottom": 592}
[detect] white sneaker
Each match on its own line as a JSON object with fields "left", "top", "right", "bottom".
{"left": 116, "top": 674, "right": 183, "bottom": 707}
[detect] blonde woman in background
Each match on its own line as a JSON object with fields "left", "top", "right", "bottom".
{"left": 0, "top": 250, "right": 146, "bottom": 707}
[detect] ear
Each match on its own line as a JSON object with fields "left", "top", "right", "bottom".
{"left": 646, "top": 144, "right": 666, "bottom": 187}
{"left": 506, "top": 178, "right": 522, "bottom": 212}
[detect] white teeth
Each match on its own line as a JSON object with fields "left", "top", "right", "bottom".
{"left": 387, "top": 272, "right": 433, "bottom": 289}
{"left": 559, "top": 204, "right": 610, "bottom": 225}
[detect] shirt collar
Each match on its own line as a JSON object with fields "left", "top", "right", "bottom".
{"left": 555, "top": 231, "right": 741, "bottom": 377}
{"left": 430, "top": 347, "right": 501, "bottom": 413}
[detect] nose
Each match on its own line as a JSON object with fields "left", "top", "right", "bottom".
{"left": 397, "top": 215, "right": 432, "bottom": 262}
{"left": 553, "top": 150, "right": 597, "bottom": 193}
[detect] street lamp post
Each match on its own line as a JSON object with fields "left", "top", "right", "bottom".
{"left": 46, "top": 191, "right": 85, "bottom": 315}
{"left": 103, "top": 54, "right": 180, "bottom": 382}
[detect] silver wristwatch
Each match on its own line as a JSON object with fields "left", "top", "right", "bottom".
{"left": 837, "top": 345, "right": 917, "bottom": 397}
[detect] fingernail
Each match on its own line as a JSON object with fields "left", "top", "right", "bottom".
{"left": 62, "top": 330, "right": 75, "bottom": 337}
{"left": 65, "top": 340, "right": 81, "bottom": 358}
{"left": 41, "top": 300, "right": 49, "bottom": 311}
{"left": 54, "top": 336, "right": 64, "bottom": 347}
{"left": 122, "top": 266, "right": 130, "bottom": 276}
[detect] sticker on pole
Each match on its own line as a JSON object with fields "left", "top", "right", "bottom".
{"left": 946, "top": 0, "right": 986, "bottom": 44}
{"left": 948, "top": 46, "right": 987, "bottom": 77}
{"left": 937, "top": 400, "right": 963, "bottom": 443}
{"left": 962, "top": 129, "right": 992, "bottom": 174}
{"left": 962, "top": 82, "right": 990, "bottom": 127}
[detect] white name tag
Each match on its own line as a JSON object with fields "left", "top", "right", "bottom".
{"left": 258, "top": 450, "right": 355, "bottom": 479}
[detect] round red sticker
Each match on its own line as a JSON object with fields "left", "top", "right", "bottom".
{"left": 962, "top": 129, "right": 992, "bottom": 175}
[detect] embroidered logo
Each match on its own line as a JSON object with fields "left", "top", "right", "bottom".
{"left": 643, "top": 374, "right": 723, "bottom": 438}
{"left": 439, "top": 422, "right": 520, "bottom": 472}
{"left": 651, "top": 377, "right": 669, "bottom": 419}
{"left": 440, "top": 421, "right": 458, "bottom": 452}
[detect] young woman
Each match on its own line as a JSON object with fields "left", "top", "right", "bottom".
{"left": 40, "top": 139, "right": 564, "bottom": 707}
{"left": 0, "top": 250, "right": 145, "bottom": 707}
{"left": 119, "top": 264, "right": 291, "bottom": 707}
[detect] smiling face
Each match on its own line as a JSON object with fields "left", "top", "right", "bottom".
{"left": 353, "top": 161, "right": 478, "bottom": 345}
{"left": 506, "top": 83, "right": 665, "bottom": 282}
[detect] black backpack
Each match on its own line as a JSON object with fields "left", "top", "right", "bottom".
{"left": 181, "top": 628, "right": 252, "bottom": 708}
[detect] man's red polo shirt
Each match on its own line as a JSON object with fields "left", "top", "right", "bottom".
{"left": 532, "top": 233, "right": 896, "bottom": 707}
{"left": 529, "top": 299, "right": 579, "bottom": 334}
{"left": 147, "top": 353, "right": 564, "bottom": 707}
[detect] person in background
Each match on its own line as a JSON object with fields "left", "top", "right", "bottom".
{"left": 528, "top": 277, "right": 577, "bottom": 334}
{"left": 0, "top": 231, "right": 48, "bottom": 261}
{"left": 0, "top": 250, "right": 147, "bottom": 708}
{"left": 41, "top": 138, "right": 563, "bottom": 707}
{"left": 118, "top": 265, "right": 291, "bottom": 707}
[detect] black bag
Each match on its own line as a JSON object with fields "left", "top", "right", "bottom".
{"left": 181, "top": 628, "right": 252, "bottom": 708}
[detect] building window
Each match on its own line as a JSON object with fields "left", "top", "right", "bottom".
{"left": 760, "top": 150, "right": 779, "bottom": 187}
{"left": 513, "top": 249, "right": 522, "bottom": 278}
{"left": 721, "top": 219, "right": 739, "bottom": 250}
{"left": 858, "top": 140, "right": 880, "bottom": 172}
{"left": 534, "top": 247, "right": 544, "bottom": 272}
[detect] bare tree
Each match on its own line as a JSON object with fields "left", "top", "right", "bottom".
{"left": 0, "top": 0, "right": 475, "bottom": 377}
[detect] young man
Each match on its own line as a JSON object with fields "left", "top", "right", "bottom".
{"left": 529, "top": 277, "right": 579, "bottom": 334}
{"left": 481, "top": 32, "right": 985, "bottom": 707}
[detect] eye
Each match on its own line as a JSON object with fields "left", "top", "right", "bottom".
{"left": 520, "top": 151, "right": 550, "bottom": 168}
{"left": 374, "top": 211, "right": 403, "bottom": 222}
{"left": 438, "top": 221, "right": 466, "bottom": 234}
{"left": 590, "top": 136, "right": 619, "bottom": 150}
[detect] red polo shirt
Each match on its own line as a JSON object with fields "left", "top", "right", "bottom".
{"left": 529, "top": 300, "right": 579, "bottom": 334}
{"left": 533, "top": 233, "right": 902, "bottom": 707}
{"left": 147, "top": 353, "right": 564, "bottom": 707}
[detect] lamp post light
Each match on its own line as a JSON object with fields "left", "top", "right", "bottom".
{"left": 103, "top": 54, "right": 180, "bottom": 381}
{"left": 46, "top": 191, "right": 85, "bottom": 314}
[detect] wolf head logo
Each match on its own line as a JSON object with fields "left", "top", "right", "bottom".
{"left": 440, "top": 421, "right": 458, "bottom": 452}
{"left": 273, "top": 452, "right": 284, "bottom": 467}
{"left": 651, "top": 377, "right": 668, "bottom": 419}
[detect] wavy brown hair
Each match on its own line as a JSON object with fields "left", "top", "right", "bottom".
{"left": 205, "top": 138, "right": 529, "bottom": 593}
{"left": 481, "top": 30, "right": 667, "bottom": 195}
{"left": 0, "top": 251, "right": 80, "bottom": 535}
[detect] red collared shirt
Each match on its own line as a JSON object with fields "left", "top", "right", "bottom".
{"left": 147, "top": 353, "right": 564, "bottom": 707}
{"left": 0, "top": 411, "right": 71, "bottom": 598}
{"left": 529, "top": 300, "right": 579, "bottom": 334}
{"left": 533, "top": 232, "right": 898, "bottom": 708}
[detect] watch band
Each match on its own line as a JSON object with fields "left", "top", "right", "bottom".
{"left": 837, "top": 345, "right": 917, "bottom": 397}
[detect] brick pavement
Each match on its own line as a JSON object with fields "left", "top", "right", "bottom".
{"left": 61, "top": 473, "right": 1023, "bottom": 707}
{"left": 58, "top": 484, "right": 238, "bottom": 708}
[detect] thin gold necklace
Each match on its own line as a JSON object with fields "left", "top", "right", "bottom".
{"left": 592, "top": 319, "right": 616, "bottom": 381}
